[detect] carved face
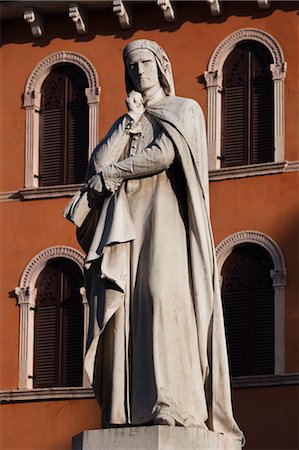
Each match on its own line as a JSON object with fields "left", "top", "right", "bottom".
{"left": 126, "top": 48, "right": 160, "bottom": 95}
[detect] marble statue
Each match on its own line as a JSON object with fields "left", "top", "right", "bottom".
{"left": 65, "top": 39, "right": 243, "bottom": 442}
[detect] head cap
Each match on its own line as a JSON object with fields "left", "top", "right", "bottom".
{"left": 123, "top": 39, "right": 175, "bottom": 96}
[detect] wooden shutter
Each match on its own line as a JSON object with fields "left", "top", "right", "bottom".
{"left": 34, "top": 259, "right": 84, "bottom": 388}
{"left": 221, "top": 244, "right": 275, "bottom": 377}
{"left": 251, "top": 45, "right": 274, "bottom": 164}
{"left": 39, "top": 64, "right": 89, "bottom": 186}
{"left": 222, "top": 42, "right": 274, "bottom": 167}
{"left": 222, "top": 46, "right": 248, "bottom": 167}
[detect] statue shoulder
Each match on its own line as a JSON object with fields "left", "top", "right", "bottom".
{"left": 163, "top": 96, "right": 203, "bottom": 116}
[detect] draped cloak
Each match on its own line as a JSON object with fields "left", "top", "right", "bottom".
{"left": 69, "top": 95, "right": 243, "bottom": 442}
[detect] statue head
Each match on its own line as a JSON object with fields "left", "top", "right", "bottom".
{"left": 123, "top": 39, "right": 175, "bottom": 97}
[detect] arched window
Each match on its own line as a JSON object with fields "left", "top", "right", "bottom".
{"left": 221, "top": 243, "right": 274, "bottom": 377}
{"left": 23, "top": 51, "right": 100, "bottom": 191}
{"left": 33, "top": 258, "right": 84, "bottom": 388}
{"left": 39, "top": 64, "right": 89, "bottom": 186}
{"left": 205, "top": 29, "right": 286, "bottom": 171}
{"left": 15, "top": 246, "right": 90, "bottom": 390}
{"left": 221, "top": 42, "right": 274, "bottom": 168}
{"left": 216, "top": 231, "right": 286, "bottom": 381}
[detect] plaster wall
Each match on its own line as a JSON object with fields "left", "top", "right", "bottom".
{"left": 0, "top": 3, "right": 298, "bottom": 450}
{"left": 1, "top": 4, "right": 298, "bottom": 192}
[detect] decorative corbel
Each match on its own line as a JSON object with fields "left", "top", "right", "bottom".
{"left": 69, "top": 3, "right": 88, "bottom": 35}
{"left": 112, "top": 0, "right": 132, "bottom": 29}
{"left": 157, "top": 0, "right": 176, "bottom": 23}
{"left": 24, "top": 8, "right": 44, "bottom": 38}
{"left": 207, "top": 0, "right": 222, "bottom": 16}
{"left": 257, "top": 0, "right": 271, "bottom": 9}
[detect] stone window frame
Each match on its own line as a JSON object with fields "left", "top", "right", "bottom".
{"left": 216, "top": 231, "right": 286, "bottom": 385}
{"left": 204, "top": 28, "right": 287, "bottom": 171}
{"left": 15, "top": 246, "right": 90, "bottom": 390}
{"left": 23, "top": 51, "right": 100, "bottom": 194}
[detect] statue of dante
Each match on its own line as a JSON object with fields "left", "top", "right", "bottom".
{"left": 65, "top": 39, "right": 243, "bottom": 441}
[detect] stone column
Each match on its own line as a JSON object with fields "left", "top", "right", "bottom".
{"left": 15, "top": 286, "right": 37, "bottom": 389}
{"left": 204, "top": 70, "right": 223, "bottom": 170}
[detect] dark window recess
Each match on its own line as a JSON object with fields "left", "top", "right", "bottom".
{"left": 33, "top": 259, "right": 84, "bottom": 388}
{"left": 221, "top": 244, "right": 275, "bottom": 377}
{"left": 39, "top": 64, "right": 89, "bottom": 186}
{"left": 221, "top": 41, "right": 274, "bottom": 167}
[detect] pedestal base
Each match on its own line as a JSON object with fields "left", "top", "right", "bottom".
{"left": 73, "top": 426, "right": 242, "bottom": 450}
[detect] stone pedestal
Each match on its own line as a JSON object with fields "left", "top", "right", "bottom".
{"left": 72, "top": 426, "right": 242, "bottom": 450}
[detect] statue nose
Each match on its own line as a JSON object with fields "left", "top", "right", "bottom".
{"left": 137, "top": 62, "right": 144, "bottom": 75}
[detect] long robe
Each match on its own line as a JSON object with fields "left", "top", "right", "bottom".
{"left": 73, "top": 94, "right": 243, "bottom": 442}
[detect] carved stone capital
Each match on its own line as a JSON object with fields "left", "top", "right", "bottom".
{"left": 112, "top": 0, "right": 132, "bottom": 29}
{"left": 270, "top": 269, "right": 286, "bottom": 287}
{"left": 157, "top": 0, "right": 176, "bottom": 23}
{"left": 15, "top": 287, "right": 37, "bottom": 306}
{"left": 204, "top": 70, "right": 223, "bottom": 88}
{"left": 24, "top": 8, "right": 44, "bottom": 38}
{"left": 80, "top": 287, "right": 88, "bottom": 304}
{"left": 69, "top": 3, "right": 88, "bottom": 35}
{"left": 207, "top": 0, "right": 222, "bottom": 16}
{"left": 85, "top": 87, "right": 100, "bottom": 104}
{"left": 270, "top": 62, "right": 287, "bottom": 81}
{"left": 23, "top": 91, "right": 41, "bottom": 109}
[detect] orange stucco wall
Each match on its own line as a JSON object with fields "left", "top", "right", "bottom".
{"left": 1, "top": 399, "right": 101, "bottom": 450}
{"left": 1, "top": 3, "right": 299, "bottom": 192}
{"left": 1, "top": 2, "right": 298, "bottom": 450}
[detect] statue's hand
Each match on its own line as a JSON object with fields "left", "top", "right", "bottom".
{"left": 87, "top": 174, "right": 103, "bottom": 193}
{"left": 126, "top": 90, "right": 145, "bottom": 122}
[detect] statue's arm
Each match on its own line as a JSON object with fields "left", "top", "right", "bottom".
{"left": 99, "top": 132, "right": 175, "bottom": 193}
{"left": 86, "top": 115, "right": 134, "bottom": 180}
{"left": 88, "top": 91, "right": 145, "bottom": 178}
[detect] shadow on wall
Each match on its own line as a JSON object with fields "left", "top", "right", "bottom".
{"left": 1, "top": 1, "right": 298, "bottom": 47}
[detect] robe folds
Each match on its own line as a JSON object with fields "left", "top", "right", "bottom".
{"left": 71, "top": 95, "right": 243, "bottom": 442}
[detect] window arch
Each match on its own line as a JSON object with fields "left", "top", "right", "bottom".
{"left": 34, "top": 258, "right": 84, "bottom": 388}
{"left": 39, "top": 64, "right": 89, "bottom": 186}
{"left": 221, "top": 41, "right": 274, "bottom": 167}
{"left": 23, "top": 51, "right": 100, "bottom": 189}
{"left": 15, "top": 246, "right": 89, "bottom": 389}
{"left": 222, "top": 243, "right": 275, "bottom": 376}
{"left": 216, "top": 231, "right": 286, "bottom": 377}
{"left": 205, "top": 29, "right": 286, "bottom": 170}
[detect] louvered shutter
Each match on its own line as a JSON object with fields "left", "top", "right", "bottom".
{"left": 39, "top": 64, "right": 89, "bottom": 186}
{"left": 222, "top": 46, "right": 248, "bottom": 167}
{"left": 60, "top": 260, "right": 84, "bottom": 387}
{"left": 251, "top": 46, "right": 274, "bottom": 164}
{"left": 67, "top": 67, "right": 89, "bottom": 184}
{"left": 34, "top": 259, "right": 84, "bottom": 388}
{"left": 34, "top": 265, "right": 61, "bottom": 387}
{"left": 222, "top": 42, "right": 274, "bottom": 167}
{"left": 221, "top": 244, "right": 275, "bottom": 377}
{"left": 40, "top": 70, "right": 65, "bottom": 186}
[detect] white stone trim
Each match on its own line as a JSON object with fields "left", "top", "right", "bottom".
{"left": 157, "top": 0, "right": 177, "bottom": 22}
{"left": 112, "top": 0, "right": 132, "bottom": 29}
{"left": 0, "top": 387, "right": 94, "bottom": 403}
{"left": 232, "top": 373, "right": 299, "bottom": 389}
{"left": 216, "top": 231, "right": 286, "bottom": 375}
{"left": 24, "top": 8, "right": 44, "bottom": 38}
{"left": 69, "top": 3, "right": 88, "bottom": 35}
{"left": 23, "top": 51, "right": 100, "bottom": 188}
{"left": 207, "top": 0, "right": 221, "bottom": 16}
{"left": 204, "top": 28, "right": 286, "bottom": 169}
{"left": 15, "top": 246, "right": 89, "bottom": 389}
